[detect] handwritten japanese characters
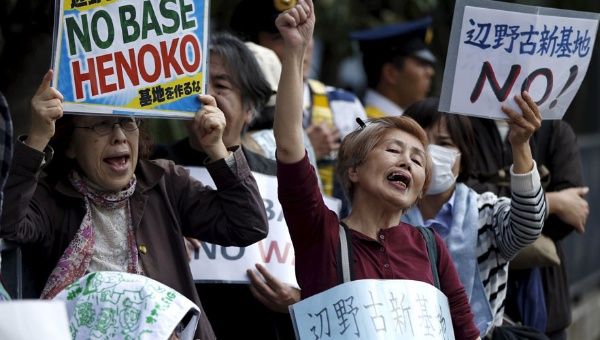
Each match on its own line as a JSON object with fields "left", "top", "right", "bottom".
{"left": 439, "top": 0, "right": 599, "bottom": 120}
{"left": 290, "top": 279, "right": 454, "bottom": 340}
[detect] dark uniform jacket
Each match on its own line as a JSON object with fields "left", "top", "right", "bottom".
{"left": 1, "top": 141, "right": 269, "bottom": 340}
{"left": 467, "top": 118, "right": 583, "bottom": 334}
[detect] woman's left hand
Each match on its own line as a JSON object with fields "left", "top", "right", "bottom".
{"left": 502, "top": 91, "right": 542, "bottom": 146}
{"left": 193, "top": 94, "right": 229, "bottom": 161}
{"left": 247, "top": 263, "right": 301, "bottom": 313}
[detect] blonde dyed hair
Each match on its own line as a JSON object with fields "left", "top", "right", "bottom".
{"left": 335, "top": 116, "right": 432, "bottom": 202}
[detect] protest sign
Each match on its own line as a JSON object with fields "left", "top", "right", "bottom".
{"left": 51, "top": 0, "right": 209, "bottom": 118}
{"left": 186, "top": 167, "right": 341, "bottom": 287}
{"left": 440, "top": 0, "right": 599, "bottom": 120}
{"left": 290, "top": 279, "right": 454, "bottom": 340}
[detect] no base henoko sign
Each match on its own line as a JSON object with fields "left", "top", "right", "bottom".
{"left": 51, "top": 0, "right": 209, "bottom": 118}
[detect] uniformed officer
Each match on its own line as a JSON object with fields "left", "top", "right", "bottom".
{"left": 351, "top": 17, "right": 436, "bottom": 118}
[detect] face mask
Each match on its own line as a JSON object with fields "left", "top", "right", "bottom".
{"left": 426, "top": 144, "right": 460, "bottom": 195}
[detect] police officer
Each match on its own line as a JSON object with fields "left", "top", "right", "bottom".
{"left": 351, "top": 17, "right": 436, "bottom": 118}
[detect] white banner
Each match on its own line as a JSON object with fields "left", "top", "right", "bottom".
{"left": 290, "top": 279, "right": 454, "bottom": 340}
{"left": 187, "top": 167, "right": 341, "bottom": 287}
{"left": 440, "top": 0, "right": 599, "bottom": 120}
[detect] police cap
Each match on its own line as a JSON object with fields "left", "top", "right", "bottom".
{"left": 350, "top": 17, "right": 436, "bottom": 67}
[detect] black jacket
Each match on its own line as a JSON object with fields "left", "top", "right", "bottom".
{"left": 154, "top": 138, "right": 295, "bottom": 340}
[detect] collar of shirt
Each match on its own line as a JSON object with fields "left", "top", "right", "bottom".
{"left": 423, "top": 190, "right": 456, "bottom": 238}
{"left": 364, "top": 89, "right": 404, "bottom": 116}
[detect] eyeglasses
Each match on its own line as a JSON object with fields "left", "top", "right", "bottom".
{"left": 75, "top": 118, "right": 141, "bottom": 136}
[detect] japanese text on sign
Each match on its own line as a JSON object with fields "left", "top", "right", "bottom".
{"left": 439, "top": 0, "right": 599, "bottom": 120}
{"left": 290, "top": 279, "right": 454, "bottom": 340}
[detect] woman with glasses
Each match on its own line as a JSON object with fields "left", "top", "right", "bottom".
{"left": 273, "top": 2, "right": 480, "bottom": 339}
{"left": 0, "top": 70, "right": 268, "bottom": 340}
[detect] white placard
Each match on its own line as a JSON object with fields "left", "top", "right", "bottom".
{"left": 187, "top": 167, "right": 341, "bottom": 287}
{"left": 290, "top": 279, "right": 454, "bottom": 340}
{"left": 0, "top": 300, "right": 71, "bottom": 339}
{"left": 440, "top": 0, "right": 599, "bottom": 120}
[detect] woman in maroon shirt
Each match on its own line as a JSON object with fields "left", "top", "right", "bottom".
{"left": 272, "top": 1, "right": 479, "bottom": 339}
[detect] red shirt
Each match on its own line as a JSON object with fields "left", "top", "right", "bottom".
{"left": 277, "top": 154, "right": 479, "bottom": 340}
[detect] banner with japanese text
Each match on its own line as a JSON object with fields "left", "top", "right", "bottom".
{"left": 440, "top": 0, "right": 599, "bottom": 120}
{"left": 186, "top": 167, "right": 341, "bottom": 287}
{"left": 51, "top": 0, "right": 209, "bottom": 118}
{"left": 290, "top": 279, "right": 454, "bottom": 340}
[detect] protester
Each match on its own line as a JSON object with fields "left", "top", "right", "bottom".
{"left": 0, "top": 70, "right": 269, "bottom": 339}
{"left": 157, "top": 32, "right": 297, "bottom": 340}
{"left": 467, "top": 115, "right": 588, "bottom": 339}
{"left": 231, "top": 0, "right": 367, "bottom": 199}
{"left": 402, "top": 97, "right": 546, "bottom": 337}
{"left": 0, "top": 92, "right": 13, "bottom": 301}
{"left": 351, "top": 18, "right": 436, "bottom": 118}
{"left": 272, "top": 1, "right": 479, "bottom": 338}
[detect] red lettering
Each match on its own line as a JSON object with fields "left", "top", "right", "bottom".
{"left": 71, "top": 58, "right": 98, "bottom": 100}
{"left": 470, "top": 61, "right": 521, "bottom": 103}
{"left": 160, "top": 38, "right": 183, "bottom": 78}
{"left": 138, "top": 43, "right": 161, "bottom": 83}
{"left": 68, "top": 35, "right": 202, "bottom": 100}
{"left": 114, "top": 49, "right": 139, "bottom": 88}
{"left": 180, "top": 34, "right": 201, "bottom": 73}
{"left": 96, "top": 53, "right": 117, "bottom": 94}
{"left": 258, "top": 241, "right": 292, "bottom": 264}
{"left": 521, "top": 68, "right": 553, "bottom": 105}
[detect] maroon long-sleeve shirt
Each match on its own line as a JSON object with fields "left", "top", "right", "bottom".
{"left": 277, "top": 154, "right": 479, "bottom": 340}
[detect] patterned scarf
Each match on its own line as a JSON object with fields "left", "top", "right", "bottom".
{"left": 40, "top": 171, "right": 140, "bottom": 299}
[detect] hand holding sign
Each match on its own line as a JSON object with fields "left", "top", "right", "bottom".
{"left": 27, "top": 70, "right": 64, "bottom": 152}
{"left": 502, "top": 91, "right": 541, "bottom": 174}
{"left": 502, "top": 91, "right": 542, "bottom": 146}
{"left": 194, "top": 94, "right": 229, "bottom": 161}
{"left": 247, "top": 263, "right": 301, "bottom": 313}
{"left": 439, "top": 0, "right": 599, "bottom": 120}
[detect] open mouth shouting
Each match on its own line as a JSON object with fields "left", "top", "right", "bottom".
{"left": 104, "top": 152, "right": 131, "bottom": 174}
{"left": 387, "top": 171, "right": 411, "bottom": 190}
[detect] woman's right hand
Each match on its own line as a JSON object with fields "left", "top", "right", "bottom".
{"left": 27, "top": 70, "right": 64, "bottom": 151}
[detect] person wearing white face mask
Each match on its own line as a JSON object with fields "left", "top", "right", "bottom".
{"left": 426, "top": 144, "right": 460, "bottom": 195}
{"left": 402, "top": 98, "right": 548, "bottom": 338}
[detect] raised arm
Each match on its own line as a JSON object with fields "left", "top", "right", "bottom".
{"left": 273, "top": 0, "right": 315, "bottom": 163}
{"left": 27, "top": 70, "right": 64, "bottom": 151}
{"left": 492, "top": 92, "right": 546, "bottom": 259}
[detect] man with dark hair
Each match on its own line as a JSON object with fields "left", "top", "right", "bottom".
{"left": 156, "top": 32, "right": 296, "bottom": 340}
{"left": 351, "top": 17, "right": 436, "bottom": 118}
